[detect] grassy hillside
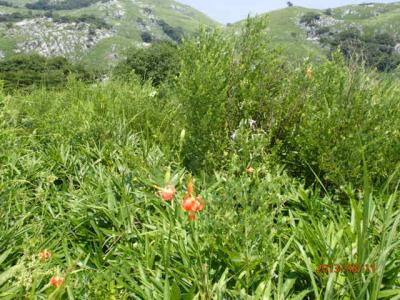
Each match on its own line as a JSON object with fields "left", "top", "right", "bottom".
{"left": 0, "top": 17, "right": 399, "bottom": 299}
{"left": 0, "top": 0, "right": 218, "bottom": 68}
{"left": 238, "top": 2, "right": 400, "bottom": 62}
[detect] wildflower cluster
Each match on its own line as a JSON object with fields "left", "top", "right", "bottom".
{"left": 37, "top": 250, "right": 65, "bottom": 289}
{"left": 157, "top": 178, "right": 205, "bottom": 221}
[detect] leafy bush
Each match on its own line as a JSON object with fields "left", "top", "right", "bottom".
{"left": 0, "top": 11, "right": 111, "bottom": 30}
{"left": 175, "top": 17, "right": 399, "bottom": 190}
{"left": 157, "top": 19, "right": 185, "bottom": 42}
{"left": 51, "top": 13, "right": 112, "bottom": 29}
{"left": 0, "top": 1, "right": 13, "bottom": 7}
{"left": 25, "top": 0, "right": 106, "bottom": 10}
{"left": 324, "top": 28, "right": 400, "bottom": 72}
{"left": 113, "top": 41, "right": 179, "bottom": 86}
{"left": 0, "top": 54, "right": 96, "bottom": 92}
{"left": 283, "top": 54, "right": 400, "bottom": 189}
{"left": 140, "top": 31, "right": 153, "bottom": 43}
{"left": 300, "top": 12, "right": 321, "bottom": 26}
{"left": 176, "top": 17, "right": 296, "bottom": 171}
{"left": 0, "top": 12, "right": 31, "bottom": 23}
{"left": 324, "top": 8, "right": 333, "bottom": 16}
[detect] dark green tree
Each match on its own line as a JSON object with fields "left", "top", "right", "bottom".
{"left": 113, "top": 41, "right": 179, "bottom": 86}
{"left": 0, "top": 54, "right": 95, "bottom": 92}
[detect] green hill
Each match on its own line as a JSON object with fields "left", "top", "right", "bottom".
{"left": 0, "top": 0, "right": 218, "bottom": 68}
{"left": 237, "top": 2, "right": 400, "bottom": 63}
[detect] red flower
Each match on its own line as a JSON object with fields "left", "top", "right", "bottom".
{"left": 50, "top": 276, "right": 65, "bottom": 288}
{"left": 182, "top": 179, "right": 204, "bottom": 220}
{"left": 157, "top": 185, "right": 176, "bottom": 201}
{"left": 38, "top": 250, "right": 52, "bottom": 262}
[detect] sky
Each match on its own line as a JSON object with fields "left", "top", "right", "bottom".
{"left": 176, "top": 0, "right": 399, "bottom": 23}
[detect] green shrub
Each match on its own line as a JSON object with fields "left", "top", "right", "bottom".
{"left": 140, "top": 31, "right": 153, "bottom": 43}
{"left": 113, "top": 41, "right": 179, "bottom": 86}
{"left": 324, "top": 8, "right": 333, "bottom": 16}
{"left": 157, "top": 19, "right": 184, "bottom": 42}
{"left": 325, "top": 28, "right": 400, "bottom": 72}
{"left": 0, "top": 0, "right": 13, "bottom": 7}
{"left": 300, "top": 12, "right": 321, "bottom": 26}
{"left": 283, "top": 54, "right": 400, "bottom": 189}
{"left": 0, "top": 12, "right": 31, "bottom": 22}
{"left": 0, "top": 54, "right": 96, "bottom": 92}
{"left": 26, "top": 0, "right": 103, "bottom": 10}
{"left": 176, "top": 17, "right": 287, "bottom": 171}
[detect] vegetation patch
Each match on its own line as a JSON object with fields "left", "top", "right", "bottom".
{"left": 0, "top": 0, "right": 14, "bottom": 7}
{"left": 322, "top": 28, "right": 400, "bottom": 71}
{"left": 0, "top": 54, "right": 96, "bottom": 91}
{"left": 157, "top": 19, "right": 185, "bottom": 43}
{"left": 25, "top": 0, "right": 109, "bottom": 10}
{"left": 114, "top": 41, "right": 179, "bottom": 86}
{"left": 0, "top": 15, "right": 398, "bottom": 300}
{"left": 300, "top": 11, "right": 321, "bottom": 26}
{"left": 0, "top": 11, "right": 111, "bottom": 30}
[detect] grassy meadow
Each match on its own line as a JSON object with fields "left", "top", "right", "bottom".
{"left": 0, "top": 18, "right": 399, "bottom": 299}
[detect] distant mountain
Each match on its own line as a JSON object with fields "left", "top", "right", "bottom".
{"left": 234, "top": 2, "right": 400, "bottom": 64}
{"left": 0, "top": 0, "right": 218, "bottom": 68}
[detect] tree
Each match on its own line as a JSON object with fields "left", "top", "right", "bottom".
{"left": 141, "top": 32, "right": 153, "bottom": 43}
{"left": 113, "top": 41, "right": 179, "bottom": 85}
{"left": 0, "top": 54, "right": 95, "bottom": 91}
{"left": 324, "top": 28, "right": 400, "bottom": 72}
{"left": 300, "top": 12, "right": 321, "bottom": 26}
{"left": 287, "top": 1, "right": 293, "bottom": 7}
{"left": 324, "top": 8, "right": 333, "bottom": 16}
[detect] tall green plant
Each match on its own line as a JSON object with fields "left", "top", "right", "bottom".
{"left": 177, "top": 17, "right": 286, "bottom": 171}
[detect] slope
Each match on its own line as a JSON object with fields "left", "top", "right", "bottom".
{"left": 235, "top": 2, "right": 400, "bottom": 62}
{"left": 0, "top": 0, "right": 218, "bottom": 68}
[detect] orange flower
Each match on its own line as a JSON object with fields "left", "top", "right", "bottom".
{"left": 38, "top": 250, "right": 52, "bottom": 262}
{"left": 182, "top": 179, "right": 204, "bottom": 220}
{"left": 157, "top": 185, "right": 176, "bottom": 201}
{"left": 182, "top": 195, "right": 204, "bottom": 212}
{"left": 50, "top": 276, "right": 65, "bottom": 288}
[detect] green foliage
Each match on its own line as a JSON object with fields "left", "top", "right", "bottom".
{"left": 176, "top": 17, "right": 399, "bottom": 189}
{"left": 141, "top": 31, "right": 153, "bottom": 43}
{"left": 157, "top": 19, "right": 185, "bottom": 43}
{"left": 324, "top": 28, "right": 400, "bottom": 72}
{"left": 0, "top": 12, "right": 31, "bottom": 23}
{"left": 113, "top": 41, "right": 179, "bottom": 86}
{"left": 282, "top": 54, "right": 400, "bottom": 189}
{"left": 51, "top": 13, "right": 112, "bottom": 29}
{"left": 0, "top": 15, "right": 398, "bottom": 300}
{"left": 0, "top": 0, "right": 13, "bottom": 7}
{"left": 0, "top": 10, "right": 111, "bottom": 30}
{"left": 300, "top": 12, "right": 321, "bottom": 26}
{"left": 0, "top": 84, "right": 398, "bottom": 296}
{"left": 25, "top": 0, "right": 106, "bottom": 10}
{"left": 324, "top": 8, "right": 333, "bottom": 16}
{"left": 177, "top": 17, "right": 287, "bottom": 171}
{"left": 0, "top": 54, "right": 96, "bottom": 92}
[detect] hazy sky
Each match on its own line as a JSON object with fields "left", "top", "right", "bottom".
{"left": 176, "top": 0, "right": 399, "bottom": 23}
